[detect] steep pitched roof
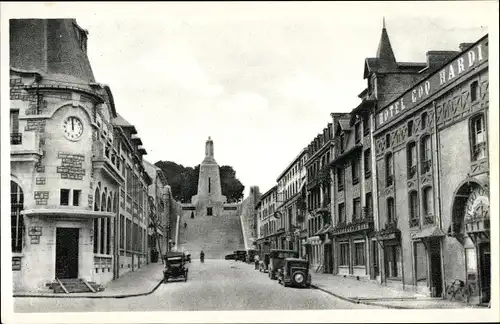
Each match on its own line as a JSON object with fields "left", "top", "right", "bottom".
{"left": 10, "top": 19, "right": 95, "bottom": 83}
{"left": 376, "top": 25, "right": 396, "bottom": 62}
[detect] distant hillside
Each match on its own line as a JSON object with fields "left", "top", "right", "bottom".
{"left": 154, "top": 161, "right": 245, "bottom": 203}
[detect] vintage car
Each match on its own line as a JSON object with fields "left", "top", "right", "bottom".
{"left": 246, "top": 249, "right": 257, "bottom": 263}
{"left": 225, "top": 253, "right": 237, "bottom": 260}
{"left": 235, "top": 250, "right": 247, "bottom": 262}
{"left": 268, "top": 249, "right": 299, "bottom": 280}
{"left": 259, "top": 253, "right": 270, "bottom": 273}
{"left": 277, "top": 258, "right": 311, "bottom": 288}
{"left": 163, "top": 252, "right": 188, "bottom": 283}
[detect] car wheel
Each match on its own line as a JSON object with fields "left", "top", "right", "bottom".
{"left": 292, "top": 271, "right": 306, "bottom": 286}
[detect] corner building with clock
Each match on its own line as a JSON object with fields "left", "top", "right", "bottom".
{"left": 9, "top": 19, "right": 154, "bottom": 292}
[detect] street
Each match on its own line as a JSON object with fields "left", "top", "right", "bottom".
{"left": 14, "top": 260, "right": 382, "bottom": 312}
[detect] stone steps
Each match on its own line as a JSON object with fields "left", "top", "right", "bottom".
{"left": 47, "top": 278, "right": 104, "bottom": 293}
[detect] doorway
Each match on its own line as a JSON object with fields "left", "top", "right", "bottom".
{"left": 428, "top": 239, "right": 443, "bottom": 297}
{"left": 55, "top": 228, "right": 79, "bottom": 279}
{"left": 371, "top": 241, "right": 379, "bottom": 279}
{"left": 479, "top": 243, "right": 491, "bottom": 303}
{"left": 324, "top": 243, "right": 333, "bottom": 273}
{"left": 207, "top": 207, "right": 213, "bottom": 216}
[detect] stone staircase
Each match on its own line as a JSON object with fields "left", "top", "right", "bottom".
{"left": 46, "top": 278, "right": 104, "bottom": 293}
{"left": 178, "top": 212, "right": 245, "bottom": 259}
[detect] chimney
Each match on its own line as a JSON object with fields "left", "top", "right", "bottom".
{"left": 426, "top": 50, "right": 460, "bottom": 71}
{"left": 459, "top": 43, "right": 475, "bottom": 52}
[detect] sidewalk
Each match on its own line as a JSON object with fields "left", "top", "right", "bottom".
{"left": 310, "top": 272, "right": 485, "bottom": 309}
{"left": 14, "top": 262, "right": 165, "bottom": 299}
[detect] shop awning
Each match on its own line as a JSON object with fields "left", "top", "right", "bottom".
{"left": 410, "top": 226, "right": 446, "bottom": 240}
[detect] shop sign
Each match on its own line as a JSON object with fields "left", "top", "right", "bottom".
{"left": 376, "top": 37, "right": 488, "bottom": 129}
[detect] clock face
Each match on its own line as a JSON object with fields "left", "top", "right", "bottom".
{"left": 63, "top": 116, "right": 84, "bottom": 140}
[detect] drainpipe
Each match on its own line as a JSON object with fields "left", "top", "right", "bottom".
{"left": 432, "top": 101, "right": 446, "bottom": 298}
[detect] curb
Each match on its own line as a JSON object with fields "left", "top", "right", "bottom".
{"left": 311, "top": 284, "right": 410, "bottom": 309}
{"left": 13, "top": 279, "right": 164, "bottom": 299}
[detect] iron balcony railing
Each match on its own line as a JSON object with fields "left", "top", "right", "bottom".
{"left": 10, "top": 133, "right": 22, "bottom": 145}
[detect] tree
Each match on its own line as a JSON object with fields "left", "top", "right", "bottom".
{"left": 220, "top": 165, "right": 245, "bottom": 202}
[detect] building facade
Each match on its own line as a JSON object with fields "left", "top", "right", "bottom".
{"left": 372, "top": 35, "right": 489, "bottom": 303}
{"left": 255, "top": 186, "right": 278, "bottom": 253}
{"left": 275, "top": 148, "right": 309, "bottom": 255}
{"left": 303, "top": 121, "right": 335, "bottom": 272}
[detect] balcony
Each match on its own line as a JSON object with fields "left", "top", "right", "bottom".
{"left": 423, "top": 214, "right": 435, "bottom": 225}
{"left": 408, "top": 165, "right": 417, "bottom": 179}
{"left": 421, "top": 160, "right": 432, "bottom": 174}
{"left": 376, "top": 218, "right": 400, "bottom": 241}
{"left": 332, "top": 214, "right": 374, "bottom": 236}
{"left": 409, "top": 217, "right": 420, "bottom": 228}
{"left": 10, "top": 131, "right": 43, "bottom": 162}
{"left": 386, "top": 174, "right": 394, "bottom": 187}
{"left": 92, "top": 141, "right": 125, "bottom": 185}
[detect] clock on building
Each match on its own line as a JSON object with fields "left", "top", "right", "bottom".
{"left": 63, "top": 116, "right": 84, "bottom": 140}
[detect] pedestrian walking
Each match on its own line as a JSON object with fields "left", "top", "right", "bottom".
{"left": 254, "top": 254, "right": 260, "bottom": 270}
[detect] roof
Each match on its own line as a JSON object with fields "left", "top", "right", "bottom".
{"left": 376, "top": 26, "right": 397, "bottom": 62}
{"left": 10, "top": 19, "right": 95, "bottom": 83}
{"left": 338, "top": 120, "right": 351, "bottom": 131}
{"left": 276, "top": 147, "right": 308, "bottom": 182}
{"left": 260, "top": 185, "right": 277, "bottom": 200}
{"left": 112, "top": 113, "right": 138, "bottom": 133}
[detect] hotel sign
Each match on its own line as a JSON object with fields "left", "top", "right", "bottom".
{"left": 376, "top": 37, "right": 488, "bottom": 129}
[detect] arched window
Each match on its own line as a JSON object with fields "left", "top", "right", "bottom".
{"left": 421, "top": 112, "right": 428, "bottom": 129}
{"left": 420, "top": 135, "right": 432, "bottom": 173}
{"left": 385, "top": 153, "right": 394, "bottom": 187}
{"left": 409, "top": 191, "right": 419, "bottom": 227}
{"left": 387, "top": 197, "right": 395, "bottom": 223}
{"left": 470, "top": 114, "right": 487, "bottom": 161}
{"left": 407, "top": 141, "right": 417, "bottom": 178}
{"left": 385, "top": 133, "right": 391, "bottom": 148}
{"left": 107, "top": 196, "right": 112, "bottom": 212}
{"left": 11, "top": 181, "right": 24, "bottom": 253}
{"left": 407, "top": 120, "right": 414, "bottom": 137}
{"left": 423, "top": 186, "right": 434, "bottom": 217}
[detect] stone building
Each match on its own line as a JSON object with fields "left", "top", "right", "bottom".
{"left": 240, "top": 186, "right": 261, "bottom": 250}
{"left": 372, "top": 35, "right": 489, "bottom": 304}
{"left": 255, "top": 186, "right": 278, "bottom": 253}
{"left": 303, "top": 121, "right": 335, "bottom": 272}
{"left": 9, "top": 19, "right": 153, "bottom": 292}
{"left": 275, "top": 148, "right": 309, "bottom": 256}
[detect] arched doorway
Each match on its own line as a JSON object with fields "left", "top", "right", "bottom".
{"left": 450, "top": 179, "right": 490, "bottom": 304}
{"left": 11, "top": 180, "right": 24, "bottom": 253}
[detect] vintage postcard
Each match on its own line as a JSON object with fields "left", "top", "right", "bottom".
{"left": 1, "top": 1, "right": 498, "bottom": 323}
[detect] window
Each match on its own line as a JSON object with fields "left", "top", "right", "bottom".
{"left": 354, "top": 242, "right": 365, "bottom": 266}
{"left": 60, "top": 189, "right": 70, "bottom": 206}
{"left": 208, "top": 177, "right": 211, "bottom": 193}
{"left": 385, "top": 153, "right": 394, "bottom": 187}
{"left": 409, "top": 191, "right": 419, "bottom": 227}
{"left": 11, "top": 181, "right": 24, "bottom": 253}
{"left": 339, "top": 243, "right": 350, "bottom": 266}
{"left": 423, "top": 186, "right": 434, "bottom": 216}
{"left": 421, "top": 135, "right": 432, "bottom": 173}
{"left": 387, "top": 197, "right": 395, "bottom": 223}
{"left": 352, "top": 157, "right": 360, "bottom": 184}
{"left": 407, "top": 142, "right": 417, "bottom": 178}
{"left": 207, "top": 207, "right": 213, "bottom": 216}
{"left": 340, "top": 134, "right": 345, "bottom": 152}
{"left": 337, "top": 166, "right": 345, "bottom": 191}
{"left": 126, "top": 219, "right": 132, "bottom": 251}
{"left": 353, "top": 198, "right": 361, "bottom": 220}
{"left": 73, "top": 190, "right": 81, "bottom": 206}
{"left": 385, "top": 133, "right": 391, "bottom": 148}
{"left": 120, "top": 215, "right": 125, "bottom": 249}
{"left": 364, "top": 148, "right": 371, "bottom": 178}
{"left": 10, "top": 110, "right": 21, "bottom": 145}
{"left": 363, "top": 115, "right": 370, "bottom": 135}
{"left": 471, "top": 114, "right": 487, "bottom": 160}
{"left": 385, "top": 244, "right": 402, "bottom": 279}
{"left": 407, "top": 120, "right": 414, "bottom": 137}
{"left": 338, "top": 203, "right": 346, "bottom": 223}
{"left": 355, "top": 122, "right": 361, "bottom": 143}
{"left": 470, "top": 80, "right": 478, "bottom": 102}
{"left": 365, "top": 193, "right": 373, "bottom": 218}
{"left": 421, "top": 112, "right": 428, "bottom": 129}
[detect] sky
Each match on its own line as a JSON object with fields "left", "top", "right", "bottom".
{"left": 12, "top": 2, "right": 494, "bottom": 197}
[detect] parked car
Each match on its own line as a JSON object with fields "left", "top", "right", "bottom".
{"left": 235, "top": 250, "right": 247, "bottom": 262}
{"left": 277, "top": 258, "right": 311, "bottom": 288}
{"left": 268, "top": 249, "right": 299, "bottom": 280}
{"left": 259, "top": 253, "right": 270, "bottom": 273}
{"left": 225, "top": 253, "right": 237, "bottom": 260}
{"left": 163, "top": 252, "right": 188, "bottom": 283}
